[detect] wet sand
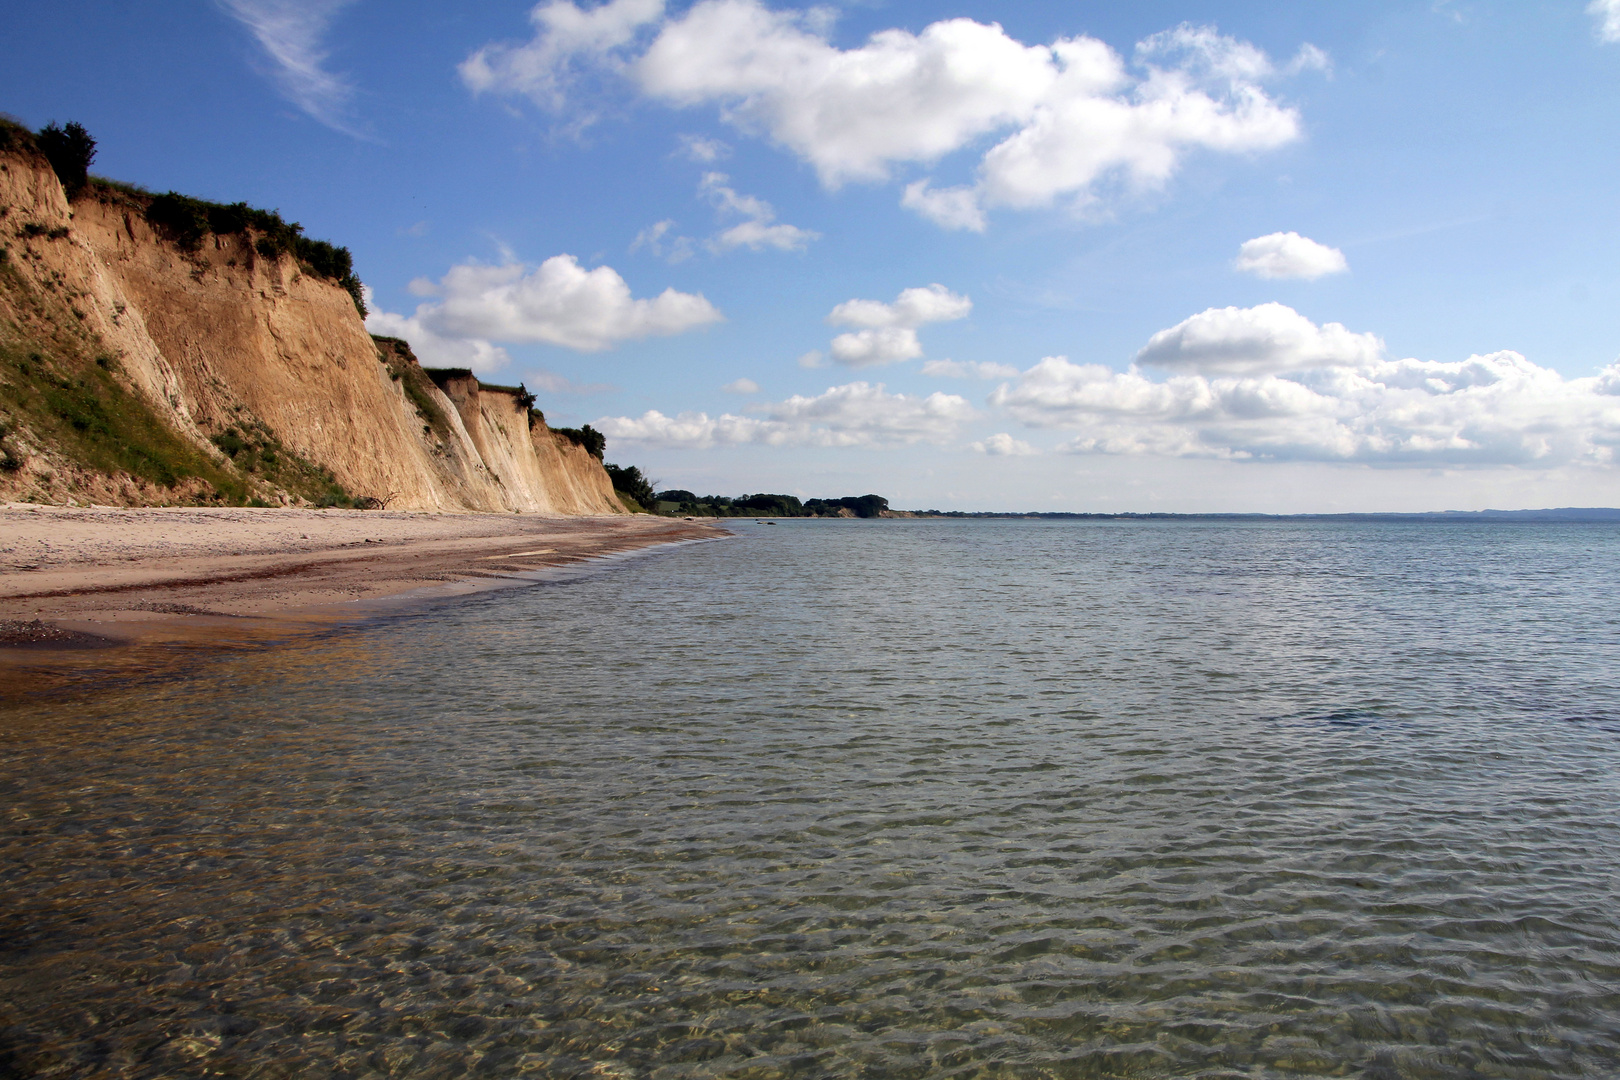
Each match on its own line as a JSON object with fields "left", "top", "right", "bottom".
{"left": 0, "top": 505, "right": 727, "bottom": 695}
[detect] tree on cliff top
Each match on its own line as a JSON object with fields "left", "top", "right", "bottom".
{"left": 37, "top": 122, "right": 95, "bottom": 200}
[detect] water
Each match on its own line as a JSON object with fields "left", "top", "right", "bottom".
{"left": 3, "top": 519, "right": 1619, "bottom": 1079}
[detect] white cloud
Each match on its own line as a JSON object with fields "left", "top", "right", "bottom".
{"left": 366, "top": 255, "right": 721, "bottom": 357}
{"left": 824, "top": 284, "right": 972, "bottom": 367}
{"left": 217, "top": 0, "right": 366, "bottom": 136}
{"left": 1234, "top": 231, "right": 1348, "bottom": 279}
{"left": 1135, "top": 302, "right": 1382, "bottom": 376}
{"left": 631, "top": 219, "right": 694, "bottom": 262}
{"left": 971, "top": 433, "right": 1038, "bottom": 455}
{"left": 902, "top": 181, "right": 988, "bottom": 232}
{"left": 466, "top": 3, "right": 1316, "bottom": 228}
{"left": 593, "top": 410, "right": 779, "bottom": 448}
{"left": 1591, "top": 0, "right": 1620, "bottom": 43}
{"left": 828, "top": 284, "right": 974, "bottom": 329}
{"left": 1285, "top": 43, "right": 1333, "bottom": 76}
{"left": 797, "top": 350, "right": 827, "bottom": 368}
{"left": 828, "top": 328, "right": 925, "bottom": 367}
{"left": 365, "top": 301, "right": 513, "bottom": 375}
{"left": 972, "top": 25, "right": 1302, "bottom": 215}
{"left": 365, "top": 288, "right": 616, "bottom": 391}
{"left": 527, "top": 371, "right": 617, "bottom": 394}
{"left": 678, "top": 134, "right": 731, "bottom": 161}
{"left": 595, "top": 381, "right": 975, "bottom": 447}
{"left": 988, "top": 319, "right": 1620, "bottom": 467}
{"left": 459, "top": 0, "right": 665, "bottom": 109}
{"left": 700, "top": 172, "right": 818, "bottom": 252}
{"left": 722, "top": 377, "right": 760, "bottom": 394}
{"left": 922, "top": 359, "right": 1021, "bottom": 379}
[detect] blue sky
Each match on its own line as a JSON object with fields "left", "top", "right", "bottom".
{"left": 6, "top": 0, "right": 1620, "bottom": 511}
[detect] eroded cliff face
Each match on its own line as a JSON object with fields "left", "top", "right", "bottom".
{"left": 0, "top": 144, "right": 622, "bottom": 515}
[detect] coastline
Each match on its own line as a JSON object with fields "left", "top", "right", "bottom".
{"left": 0, "top": 505, "right": 728, "bottom": 696}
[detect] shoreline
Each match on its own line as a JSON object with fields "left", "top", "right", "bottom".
{"left": 0, "top": 506, "right": 729, "bottom": 697}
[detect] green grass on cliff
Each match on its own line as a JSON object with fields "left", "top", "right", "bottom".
{"left": 0, "top": 250, "right": 249, "bottom": 500}
{"left": 372, "top": 335, "right": 454, "bottom": 442}
{"left": 0, "top": 255, "right": 248, "bottom": 504}
{"left": 208, "top": 418, "right": 365, "bottom": 508}
{"left": 0, "top": 349, "right": 247, "bottom": 503}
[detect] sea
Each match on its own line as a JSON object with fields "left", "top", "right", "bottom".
{"left": 2, "top": 518, "right": 1618, "bottom": 1079}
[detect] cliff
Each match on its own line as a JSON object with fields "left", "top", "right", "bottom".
{"left": 0, "top": 130, "right": 622, "bottom": 514}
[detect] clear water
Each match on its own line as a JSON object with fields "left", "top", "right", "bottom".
{"left": 3, "top": 519, "right": 1619, "bottom": 1079}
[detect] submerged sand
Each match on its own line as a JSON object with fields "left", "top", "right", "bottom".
{"left": 0, "top": 505, "right": 725, "bottom": 653}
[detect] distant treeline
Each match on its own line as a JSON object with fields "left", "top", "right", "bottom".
{"left": 651, "top": 490, "right": 890, "bottom": 518}
{"left": 902, "top": 508, "right": 1620, "bottom": 521}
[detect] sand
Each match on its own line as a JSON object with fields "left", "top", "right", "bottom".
{"left": 0, "top": 505, "right": 726, "bottom": 654}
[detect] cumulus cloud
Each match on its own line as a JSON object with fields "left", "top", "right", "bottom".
{"left": 700, "top": 172, "right": 818, "bottom": 252}
{"left": 465, "top": 2, "right": 1316, "bottom": 227}
{"left": 459, "top": 0, "right": 664, "bottom": 109}
{"left": 722, "top": 377, "right": 759, "bottom": 394}
{"left": 1591, "top": 0, "right": 1620, "bottom": 43}
{"left": 1135, "top": 302, "right": 1381, "bottom": 376}
{"left": 217, "top": 0, "right": 367, "bottom": 136}
{"left": 1234, "top": 231, "right": 1348, "bottom": 279}
{"left": 922, "top": 359, "right": 1021, "bottom": 379}
{"left": 970, "top": 433, "right": 1038, "bottom": 455}
{"left": 365, "top": 255, "right": 721, "bottom": 363}
{"left": 988, "top": 313, "right": 1620, "bottom": 466}
{"left": 595, "top": 381, "right": 975, "bottom": 448}
{"left": 828, "top": 328, "right": 927, "bottom": 367}
{"left": 824, "top": 284, "right": 972, "bottom": 367}
{"left": 828, "top": 284, "right": 974, "bottom": 329}
{"left": 365, "top": 301, "right": 512, "bottom": 374}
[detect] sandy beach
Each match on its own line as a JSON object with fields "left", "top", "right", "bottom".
{"left": 0, "top": 505, "right": 726, "bottom": 657}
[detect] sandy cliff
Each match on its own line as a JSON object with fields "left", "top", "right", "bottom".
{"left": 0, "top": 137, "right": 621, "bottom": 514}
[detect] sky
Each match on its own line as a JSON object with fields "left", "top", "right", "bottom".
{"left": 5, "top": 0, "right": 1620, "bottom": 512}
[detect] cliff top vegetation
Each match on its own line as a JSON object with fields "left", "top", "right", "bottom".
{"left": 0, "top": 117, "right": 365, "bottom": 316}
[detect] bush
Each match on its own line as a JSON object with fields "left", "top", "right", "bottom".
{"left": 36, "top": 122, "right": 95, "bottom": 199}
{"left": 144, "top": 192, "right": 210, "bottom": 251}
{"left": 141, "top": 190, "right": 366, "bottom": 313}
{"left": 477, "top": 380, "right": 536, "bottom": 410}
{"left": 0, "top": 116, "right": 33, "bottom": 153}
{"left": 552, "top": 423, "right": 605, "bottom": 459}
{"left": 605, "top": 463, "right": 656, "bottom": 510}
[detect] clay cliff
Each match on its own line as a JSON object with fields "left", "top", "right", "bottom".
{"left": 0, "top": 128, "right": 622, "bottom": 514}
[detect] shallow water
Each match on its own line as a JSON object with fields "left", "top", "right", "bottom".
{"left": 3, "top": 519, "right": 1619, "bottom": 1079}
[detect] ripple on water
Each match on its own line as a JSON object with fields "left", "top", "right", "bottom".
{"left": 2, "top": 519, "right": 1620, "bottom": 1077}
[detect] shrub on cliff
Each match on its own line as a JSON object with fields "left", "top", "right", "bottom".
{"left": 36, "top": 122, "right": 96, "bottom": 199}
{"left": 145, "top": 193, "right": 211, "bottom": 251}
{"left": 552, "top": 423, "right": 605, "bottom": 459}
{"left": 0, "top": 115, "right": 36, "bottom": 154}
{"left": 142, "top": 191, "right": 366, "bottom": 314}
{"left": 477, "top": 381, "right": 537, "bottom": 410}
